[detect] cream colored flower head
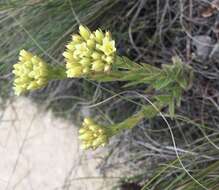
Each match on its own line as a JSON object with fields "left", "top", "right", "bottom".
{"left": 63, "top": 25, "right": 116, "bottom": 78}
{"left": 79, "top": 117, "right": 110, "bottom": 150}
{"left": 13, "top": 50, "right": 49, "bottom": 95}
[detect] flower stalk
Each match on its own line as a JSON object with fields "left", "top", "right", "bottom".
{"left": 79, "top": 101, "right": 165, "bottom": 150}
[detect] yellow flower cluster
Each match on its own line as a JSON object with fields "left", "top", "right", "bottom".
{"left": 79, "top": 117, "right": 110, "bottom": 150}
{"left": 13, "top": 50, "right": 49, "bottom": 95}
{"left": 63, "top": 25, "right": 116, "bottom": 78}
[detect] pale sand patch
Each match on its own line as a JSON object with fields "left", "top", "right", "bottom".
{"left": 0, "top": 97, "right": 116, "bottom": 190}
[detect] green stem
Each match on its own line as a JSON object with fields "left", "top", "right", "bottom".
{"left": 90, "top": 55, "right": 162, "bottom": 85}
{"left": 48, "top": 65, "right": 67, "bottom": 80}
{"left": 110, "top": 101, "right": 165, "bottom": 136}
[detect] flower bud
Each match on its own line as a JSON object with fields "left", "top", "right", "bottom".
{"left": 87, "top": 39, "right": 95, "bottom": 48}
{"left": 97, "top": 37, "right": 116, "bottom": 56}
{"left": 19, "top": 49, "right": 32, "bottom": 61}
{"left": 92, "top": 61, "right": 104, "bottom": 72}
{"left": 80, "top": 58, "right": 91, "bottom": 67}
{"left": 91, "top": 52, "right": 101, "bottom": 60}
{"left": 79, "top": 25, "right": 91, "bottom": 40}
{"left": 95, "top": 29, "right": 104, "bottom": 44}
{"left": 84, "top": 117, "right": 94, "bottom": 125}
{"left": 72, "top": 34, "right": 83, "bottom": 43}
{"left": 66, "top": 66, "right": 83, "bottom": 77}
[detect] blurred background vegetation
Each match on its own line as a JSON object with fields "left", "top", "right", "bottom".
{"left": 0, "top": 0, "right": 219, "bottom": 189}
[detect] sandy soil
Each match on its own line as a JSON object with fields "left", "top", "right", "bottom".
{"left": 0, "top": 97, "right": 116, "bottom": 190}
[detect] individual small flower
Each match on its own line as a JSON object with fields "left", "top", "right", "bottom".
{"left": 79, "top": 117, "right": 111, "bottom": 150}
{"left": 96, "top": 32, "right": 116, "bottom": 56}
{"left": 13, "top": 49, "right": 49, "bottom": 95}
{"left": 63, "top": 25, "right": 116, "bottom": 78}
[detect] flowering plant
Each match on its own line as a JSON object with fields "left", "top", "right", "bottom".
{"left": 12, "top": 25, "right": 193, "bottom": 150}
